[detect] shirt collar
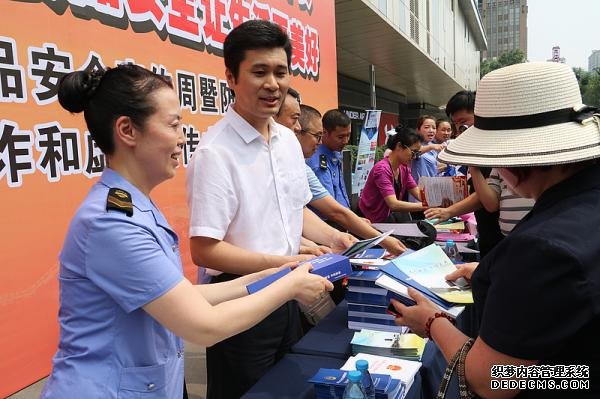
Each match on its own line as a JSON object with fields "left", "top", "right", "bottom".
{"left": 318, "top": 144, "right": 341, "bottom": 160}
{"left": 529, "top": 162, "right": 600, "bottom": 216}
{"left": 226, "top": 106, "right": 279, "bottom": 144}
{"left": 99, "top": 168, "right": 154, "bottom": 211}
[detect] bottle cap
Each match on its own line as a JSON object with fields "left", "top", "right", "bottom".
{"left": 446, "top": 239, "right": 455, "bottom": 245}
{"left": 355, "top": 359, "right": 369, "bottom": 370}
{"left": 348, "top": 370, "right": 362, "bottom": 382}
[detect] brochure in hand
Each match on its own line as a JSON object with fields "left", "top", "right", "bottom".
{"left": 246, "top": 253, "right": 352, "bottom": 294}
{"left": 341, "top": 230, "right": 394, "bottom": 258}
{"left": 375, "top": 274, "right": 464, "bottom": 319}
{"left": 380, "top": 244, "right": 473, "bottom": 305}
{"left": 418, "top": 175, "right": 468, "bottom": 207}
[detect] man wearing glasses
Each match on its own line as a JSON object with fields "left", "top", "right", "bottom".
{"left": 425, "top": 90, "right": 504, "bottom": 259}
{"left": 306, "top": 109, "right": 352, "bottom": 209}
{"left": 295, "top": 104, "right": 406, "bottom": 256}
{"left": 275, "top": 97, "right": 406, "bottom": 256}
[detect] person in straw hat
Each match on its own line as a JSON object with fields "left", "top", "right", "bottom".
{"left": 391, "top": 62, "right": 600, "bottom": 398}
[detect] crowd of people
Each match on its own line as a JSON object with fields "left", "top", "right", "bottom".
{"left": 40, "top": 18, "right": 599, "bottom": 399}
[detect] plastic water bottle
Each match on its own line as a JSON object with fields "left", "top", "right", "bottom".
{"left": 355, "top": 359, "right": 375, "bottom": 399}
{"left": 444, "top": 239, "right": 461, "bottom": 263}
{"left": 343, "top": 370, "right": 367, "bottom": 399}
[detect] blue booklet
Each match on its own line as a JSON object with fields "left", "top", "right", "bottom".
{"left": 298, "top": 253, "right": 352, "bottom": 282}
{"left": 247, "top": 254, "right": 351, "bottom": 294}
{"left": 246, "top": 267, "right": 292, "bottom": 295}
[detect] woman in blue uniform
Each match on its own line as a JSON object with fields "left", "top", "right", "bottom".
{"left": 40, "top": 64, "right": 333, "bottom": 398}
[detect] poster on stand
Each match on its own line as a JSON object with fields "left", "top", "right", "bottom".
{"left": 352, "top": 110, "right": 381, "bottom": 195}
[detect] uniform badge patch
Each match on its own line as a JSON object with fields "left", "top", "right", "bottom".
{"left": 106, "top": 188, "right": 133, "bottom": 217}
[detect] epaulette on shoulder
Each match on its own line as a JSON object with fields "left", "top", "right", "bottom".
{"left": 106, "top": 188, "right": 133, "bottom": 217}
{"left": 319, "top": 153, "right": 328, "bottom": 170}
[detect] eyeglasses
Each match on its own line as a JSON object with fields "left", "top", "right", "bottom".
{"left": 403, "top": 146, "right": 420, "bottom": 159}
{"left": 301, "top": 129, "right": 323, "bottom": 142}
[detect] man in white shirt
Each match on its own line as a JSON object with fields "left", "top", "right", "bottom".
{"left": 186, "top": 20, "right": 353, "bottom": 398}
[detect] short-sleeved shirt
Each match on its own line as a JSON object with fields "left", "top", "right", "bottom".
{"left": 306, "top": 164, "right": 329, "bottom": 201}
{"left": 486, "top": 168, "right": 535, "bottom": 235}
{"left": 306, "top": 144, "right": 350, "bottom": 208}
{"left": 358, "top": 159, "right": 417, "bottom": 223}
{"left": 472, "top": 163, "right": 600, "bottom": 398}
{"left": 186, "top": 107, "right": 311, "bottom": 273}
{"left": 41, "top": 168, "right": 184, "bottom": 398}
{"left": 410, "top": 143, "right": 438, "bottom": 202}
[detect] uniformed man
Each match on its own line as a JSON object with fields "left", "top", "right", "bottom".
{"left": 306, "top": 109, "right": 352, "bottom": 209}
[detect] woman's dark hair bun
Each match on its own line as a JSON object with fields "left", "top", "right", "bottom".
{"left": 58, "top": 68, "right": 105, "bottom": 113}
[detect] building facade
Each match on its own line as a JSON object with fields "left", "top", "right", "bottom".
{"left": 478, "top": 0, "right": 527, "bottom": 60}
{"left": 589, "top": 50, "right": 600, "bottom": 72}
{"left": 335, "top": 0, "right": 487, "bottom": 141}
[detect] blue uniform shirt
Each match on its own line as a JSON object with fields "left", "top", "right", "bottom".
{"left": 305, "top": 164, "right": 329, "bottom": 202}
{"left": 41, "top": 168, "right": 184, "bottom": 399}
{"left": 306, "top": 144, "right": 350, "bottom": 208}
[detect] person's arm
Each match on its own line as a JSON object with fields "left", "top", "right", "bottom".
{"left": 424, "top": 192, "right": 481, "bottom": 222}
{"left": 470, "top": 166, "right": 500, "bottom": 213}
{"left": 383, "top": 194, "right": 425, "bottom": 213}
{"left": 302, "top": 207, "right": 356, "bottom": 253}
{"left": 309, "top": 195, "right": 406, "bottom": 255}
{"left": 420, "top": 143, "right": 443, "bottom": 153}
{"left": 391, "top": 289, "right": 537, "bottom": 399}
{"left": 195, "top": 266, "right": 285, "bottom": 305}
{"left": 190, "top": 236, "right": 313, "bottom": 275}
{"left": 144, "top": 263, "right": 334, "bottom": 347}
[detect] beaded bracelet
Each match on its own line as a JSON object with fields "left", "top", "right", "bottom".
{"left": 424, "top": 312, "right": 454, "bottom": 340}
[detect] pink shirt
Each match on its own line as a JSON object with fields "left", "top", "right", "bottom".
{"left": 359, "top": 159, "right": 417, "bottom": 223}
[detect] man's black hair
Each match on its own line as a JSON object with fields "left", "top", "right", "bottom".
{"left": 224, "top": 20, "right": 292, "bottom": 80}
{"left": 445, "top": 90, "right": 475, "bottom": 117}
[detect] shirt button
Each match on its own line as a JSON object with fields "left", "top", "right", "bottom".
{"left": 147, "top": 383, "right": 155, "bottom": 390}
{"left": 172, "top": 244, "right": 177, "bottom": 252}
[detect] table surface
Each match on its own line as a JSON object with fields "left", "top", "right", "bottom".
{"left": 244, "top": 299, "right": 456, "bottom": 398}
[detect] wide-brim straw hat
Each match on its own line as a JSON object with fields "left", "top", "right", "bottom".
{"left": 439, "top": 62, "right": 600, "bottom": 167}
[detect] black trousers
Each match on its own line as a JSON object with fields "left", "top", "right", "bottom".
{"left": 206, "top": 273, "right": 302, "bottom": 399}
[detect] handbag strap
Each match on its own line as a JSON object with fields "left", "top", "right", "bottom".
{"left": 437, "top": 338, "right": 476, "bottom": 399}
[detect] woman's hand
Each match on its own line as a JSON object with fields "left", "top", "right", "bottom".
{"left": 329, "top": 232, "right": 357, "bottom": 254}
{"left": 380, "top": 236, "right": 407, "bottom": 256}
{"left": 424, "top": 207, "right": 452, "bottom": 222}
{"left": 445, "top": 262, "right": 478, "bottom": 282}
{"left": 285, "top": 262, "right": 334, "bottom": 306}
{"left": 390, "top": 288, "right": 440, "bottom": 338}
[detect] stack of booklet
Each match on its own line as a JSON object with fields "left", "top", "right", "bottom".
{"left": 341, "top": 353, "right": 422, "bottom": 398}
{"left": 309, "top": 368, "right": 404, "bottom": 399}
{"left": 346, "top": 270, "right": 407, "bottom": 333}
{"left": 350, "top": 329, "right": 426, "bottom": 362}
{"left": 375, "top": 244, "right": 472, "bottom": 319}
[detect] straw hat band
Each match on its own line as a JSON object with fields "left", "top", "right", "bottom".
{"left": 475, "top": 106, "right": 600, "bottom": 130}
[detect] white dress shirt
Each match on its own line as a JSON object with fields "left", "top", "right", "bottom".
{"left": 186, "top": 107, "right": 311, "bottom": 275}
